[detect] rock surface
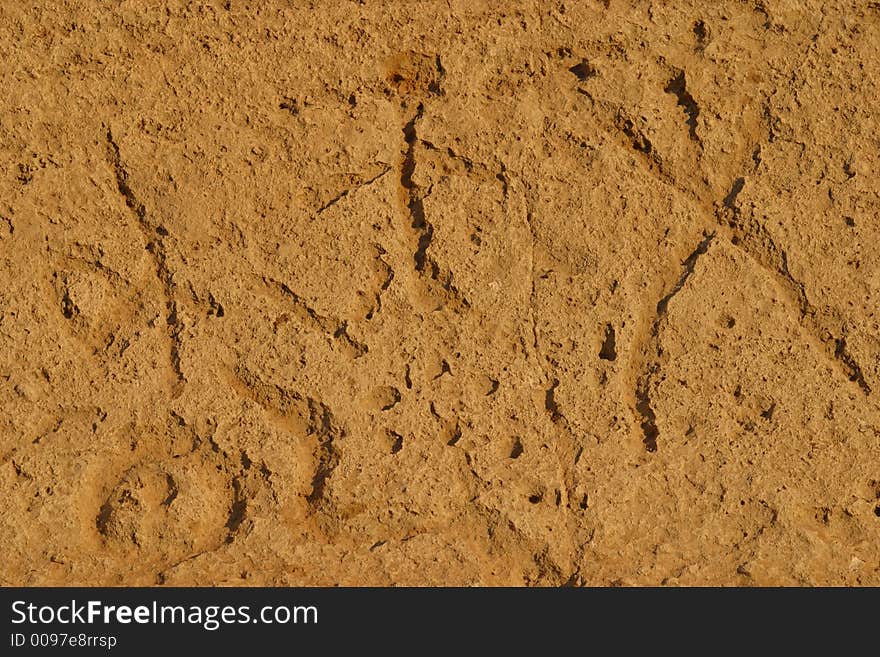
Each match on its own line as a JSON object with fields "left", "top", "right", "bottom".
{"left": 2, "top": 1, "right": 880, "bottom": 585}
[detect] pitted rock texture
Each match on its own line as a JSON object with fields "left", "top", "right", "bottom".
{"left": 2, "top": 1, "right": 880, "bottom": 586}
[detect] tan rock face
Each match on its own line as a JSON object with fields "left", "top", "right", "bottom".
{"left": 1, "top": 1, "right": 879, "bottom": 586}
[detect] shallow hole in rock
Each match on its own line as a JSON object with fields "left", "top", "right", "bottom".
{"left": 569, "top": 60, "right": 596, "bottom": 81}
{"left": 599, "top": 323, "right": 617, "bottom": 361}
{"left": 509, "top": 437, "right": 523, "bottom": 459}
{"left": 388, "top": 431, "right": 404, "bottom": 455}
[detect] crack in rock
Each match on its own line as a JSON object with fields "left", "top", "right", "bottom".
{"left": 720, "top": 177, "right": 871, "bottom": 395}
{"left": 401, "top": 104, "right": 435, "bottom": 275}
{"left": 316, "top": 166, "right": 392, "bottom": 215}
{"left": 305, "top": 398, "right": 342, "bottom": 512}
{"left": 664, "top": 69, "right": 702, "bottom": 144}
{"left": 265, "top": 276, "right": 368, "bottom": 357}
{"left": 397, "top": 103, "right": 470, "bottom": 310}
{"left": 636, "top": 232, "right": 716, "bottom": 452}
{"left": 105, "top": 127, "right": 185, "bottom": 393}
